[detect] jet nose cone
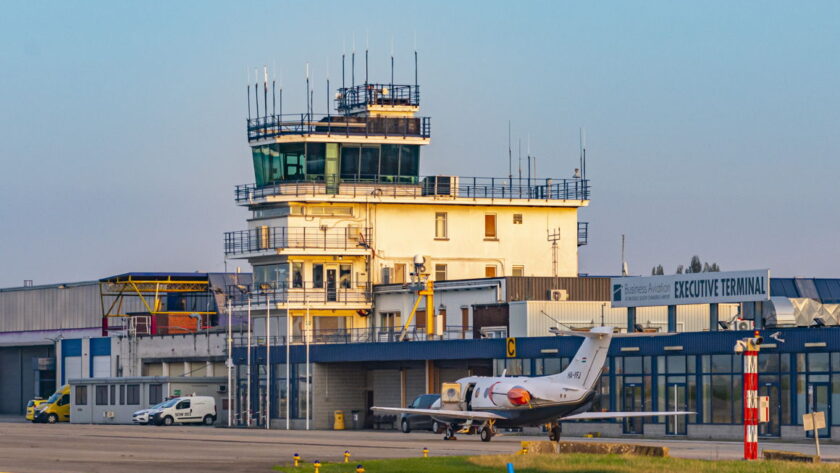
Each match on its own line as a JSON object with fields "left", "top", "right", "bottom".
{"left": 507, "top": 387, "right": 531, "bottom": 406}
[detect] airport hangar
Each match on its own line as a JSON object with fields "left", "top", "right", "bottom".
{"left": 2, "top": 271, "right": 840, "bottom": 441}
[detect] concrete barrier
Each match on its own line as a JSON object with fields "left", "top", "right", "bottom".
{"left": 520, "top": 441, "right": 669, "bottom": 457}
{"left": 763, "top": 450, "right": 820, "bottom": 463}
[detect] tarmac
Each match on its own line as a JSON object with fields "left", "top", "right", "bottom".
{"left": 0, "top": 419, "right": 836, "bottom": 473}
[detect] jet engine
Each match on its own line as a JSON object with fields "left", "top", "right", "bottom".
{"left": 488, "top": 383, "right": 533, "bottom": 408}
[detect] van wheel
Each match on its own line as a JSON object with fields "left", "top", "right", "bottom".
{"left": 203, "top": 415, "right": 215, "bottom": 426}
{"left": 163, "top": 416, "right": 174, "bottom": 426}
{"left": 432, "top": 421, "right": 443, "bottom": 434}
{"left": 400, "top": 418, "right": 411, "bottom": 433}
{"left": 47, "top": 414, "right": 58, "bottom": 424}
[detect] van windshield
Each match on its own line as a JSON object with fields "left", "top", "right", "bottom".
{"left": 45, "top": 391, "right": 62, "bottom": 404}
{"left": 160, "top": 398, "right": 180, "bottom": 408}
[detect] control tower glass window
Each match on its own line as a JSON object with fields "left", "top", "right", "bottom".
{"left": 340, "top": 144, "right": 419, "bottom": 183}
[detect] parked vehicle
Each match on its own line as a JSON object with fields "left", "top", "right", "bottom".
{"left": 149, "top": 396, "right": 216, "bottom": 426}
{"left": 33, "top": 385, "right": 71, "bottom": 423}
{"left": 131, "top": 401, "right": 168, "bottom": 424}
{"left": 400, "top": 394, "right": 441, "bottom": 433}
{"left": 25, "top": 398, "right": 46, "bottom": 421}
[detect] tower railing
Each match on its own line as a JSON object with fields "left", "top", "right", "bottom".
{"left": 224, "top": 226, "right": 373, "bottom": 256}
{"left": 235, "top": 177, "right": 590, "bottom": 203}
{"left": 247, "top": 113, "right": 430, "bottom": 142}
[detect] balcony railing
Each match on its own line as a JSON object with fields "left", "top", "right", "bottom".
{"left": 235, "top": 176, "right": 590, "bottom": 203}
{"left": 230, "top": 284, "right": 372, "bottom": 306}
{"left": 335, "top": 83, "right": 420, "bottom": 112}
{"left": 224, "top": 226, "right": 372, "bottom": 256}
{"left": 247, "top": 113, "right": 430, "bottom": 142}
{"left": 232, "top": 326, "right": 473, "bottom": 346}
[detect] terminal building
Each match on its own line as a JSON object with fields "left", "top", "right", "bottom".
{"left": 1, "top": 61, "right": 839, "bottom": 442}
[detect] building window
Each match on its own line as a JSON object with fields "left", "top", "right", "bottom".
{"left": 126, "top": 385, "right": 140, "bottom": 405}
{"left": 484, "top": 214, "right": 497, "bottom": 239}
{"left": 313, "top": 264, "right": 324, "bottom": 288}
{"left": 380, "top": 312, "right": 400, "bottom": 331}
{"left": 75, "top": 386, "right": 88, "bottom": 406}
{"left": 435, "top": 264, "right": 447, "bottom": 281}
{"left": 292, "top": 262, "right": 303, "bottom": 288}
{"left": 340, "top": 264, "right": 352, "bottom": 288}
{"left": 254, "top": 263, "right": 289, "bottom": 290}
{"left": 109, "top": 385, "right": 116, "bottom": 405}
{"left": 485, "top": 265, "right": 497, "bottom": 277}
{"left": 393, "top": 263, "right": 406, "bottom": 284}
{"left": 95, "top": 385, "right": 108, "bottom": 405}
{"left": 513, "top": 214, "right": 523, "bottom": 224}
{"left": 512, "top": 265, "right": 524, "bottom": 276}
{"left": 149, "top": 384, "right": 163, "bottom": 405}
{"left": 119, "top": 385, "right": 126, "bottom": 405}
{"left": 435, "top": 212, "right": 448, "bottom": 239}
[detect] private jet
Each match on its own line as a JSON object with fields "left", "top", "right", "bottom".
{"left": 372, "top": 326, "right": 692, "bottom": 441}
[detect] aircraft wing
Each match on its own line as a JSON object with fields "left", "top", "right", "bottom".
{"left": 560, "top": 411, "right": 694, "bottom": 421}
{"left": 371, "top": 406, "right": 505, "bottom": 420}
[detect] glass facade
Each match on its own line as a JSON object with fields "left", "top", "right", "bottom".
{"left": 489, "top": 350, "right": 840, "bottom": 434}
{"left": 252, "top": 142, "right": 420, "bottom": 186}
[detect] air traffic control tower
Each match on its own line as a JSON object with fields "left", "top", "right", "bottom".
{"left": 225, "top": 63, "right": 591, "bottom": 339}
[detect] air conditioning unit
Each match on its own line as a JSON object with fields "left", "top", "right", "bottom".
{"left": 440, "top": 383, "right": 461, "bottom": 403}
{"left": 104, "top": 411, "right": 115, "bottom": 419}
{"left": 732, "top": 319, "right": 754, "bottom": 331}
{"left": 549, "top": 289, "right": 569, "bottom": 301}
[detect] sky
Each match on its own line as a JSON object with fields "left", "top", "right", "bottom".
{"left": 1, "top": 1, "right": 838, "bottom": 287}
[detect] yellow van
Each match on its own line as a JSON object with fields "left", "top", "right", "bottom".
{"left": 33, "top": 385, "right": 70, "bottom": 423}
{"left": 25, "top": 398, "right": 46, "bottom": 421}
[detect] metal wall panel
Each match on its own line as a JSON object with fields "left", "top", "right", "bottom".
{"left": 0, "top": 282, "right": 146, "bottom": 333}
{"left": 504, "top": 277, "right": 610, "bottom": 302}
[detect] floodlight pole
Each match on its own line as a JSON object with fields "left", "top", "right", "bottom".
{"left": 227, "top": 298, "right": 232, "bottom": 427}
{"left": 246, "top": 297, "right": 252, "bottom": 427}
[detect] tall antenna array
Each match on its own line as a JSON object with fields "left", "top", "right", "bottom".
{"left": 507, "top": 121, "right": 512, "bottom": 180}
{"left": 579, "top": 128, "right": 587, "bottom": 180}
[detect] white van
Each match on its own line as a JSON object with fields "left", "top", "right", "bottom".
{"left": 149, "top": 396, "right": 216, "bottom": 426}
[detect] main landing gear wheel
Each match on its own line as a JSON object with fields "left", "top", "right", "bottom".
{"left": 479, "top": 426, "right": 495, "bottom": 442}
{"left": 548, "top": 423, "right": 562, "bottom": 442}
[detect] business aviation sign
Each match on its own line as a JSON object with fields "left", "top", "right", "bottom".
{"left": 611, "top": 269, "right": 770, "bottom": 308}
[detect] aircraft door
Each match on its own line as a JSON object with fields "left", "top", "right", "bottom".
{"left": 758, "top": 382, "right": 781, "bottom": 437}
{"left": 464, "top": 383, "right": 476, "bottom": 411}
{"left": 622, "top": 383, "right": 643, "bottom": 434}
{"left": 665, "top": 383, "right": 687, "bottom": 435}
{"left": 807, "top": 382, "right": 831, "bottom": 439}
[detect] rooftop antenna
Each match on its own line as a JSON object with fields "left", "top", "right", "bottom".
{"left": 253, "top": 69, "right": 259, "bottom": 119}
{"left": 518, "top": 138, "right": 522, "bottom": 181}
{"left": 305, "top": 63, "right": 311, "bottom": 120}
{"left": 527, "top": 134, "right": 532, "bottom": 195}
{"left": 278, "top": 71, "right": 283, "bottom": 118}
{"left": 507, "top": 121, "right": 512, "bottom": 180}
{"left": 246, "top": 67, "right": 251, "bottom": 121}
{"left": 263, "top": 65, "right": 269, "bottom": 119}
{"left": 390, "top": 36, "right": 395, "bottom": 88}
{"left": 414, "top": 31, "right": 418, "bottom": 90}
{"left": 580, "top": 128, "right": 587, "bottom": 180}
{"left": 341, "top": 39, "right": 346, "bottom": 91}
{"left": 351, "top": 33, "right": 356, "bottom": 89}
{"left": 365, "top": 30, "right": 369, "bottom": 86}
{"left": 326, "top": 58, "right": 330, "bottom": 120}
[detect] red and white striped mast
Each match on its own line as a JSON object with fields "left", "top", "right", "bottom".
{"left": 735, "top": 331, "right": 763, "bottom": 460}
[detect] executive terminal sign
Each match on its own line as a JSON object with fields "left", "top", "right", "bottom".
{"left": 610, "top": 269, "right": 770, "bottom": 308}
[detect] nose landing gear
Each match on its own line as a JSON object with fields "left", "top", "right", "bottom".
{"left": 547, "top": 422, "right": 562, "bottom": 442}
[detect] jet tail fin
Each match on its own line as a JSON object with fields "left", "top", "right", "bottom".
{"left": 547, "top": 326, "right": 612, "bottom": 391}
